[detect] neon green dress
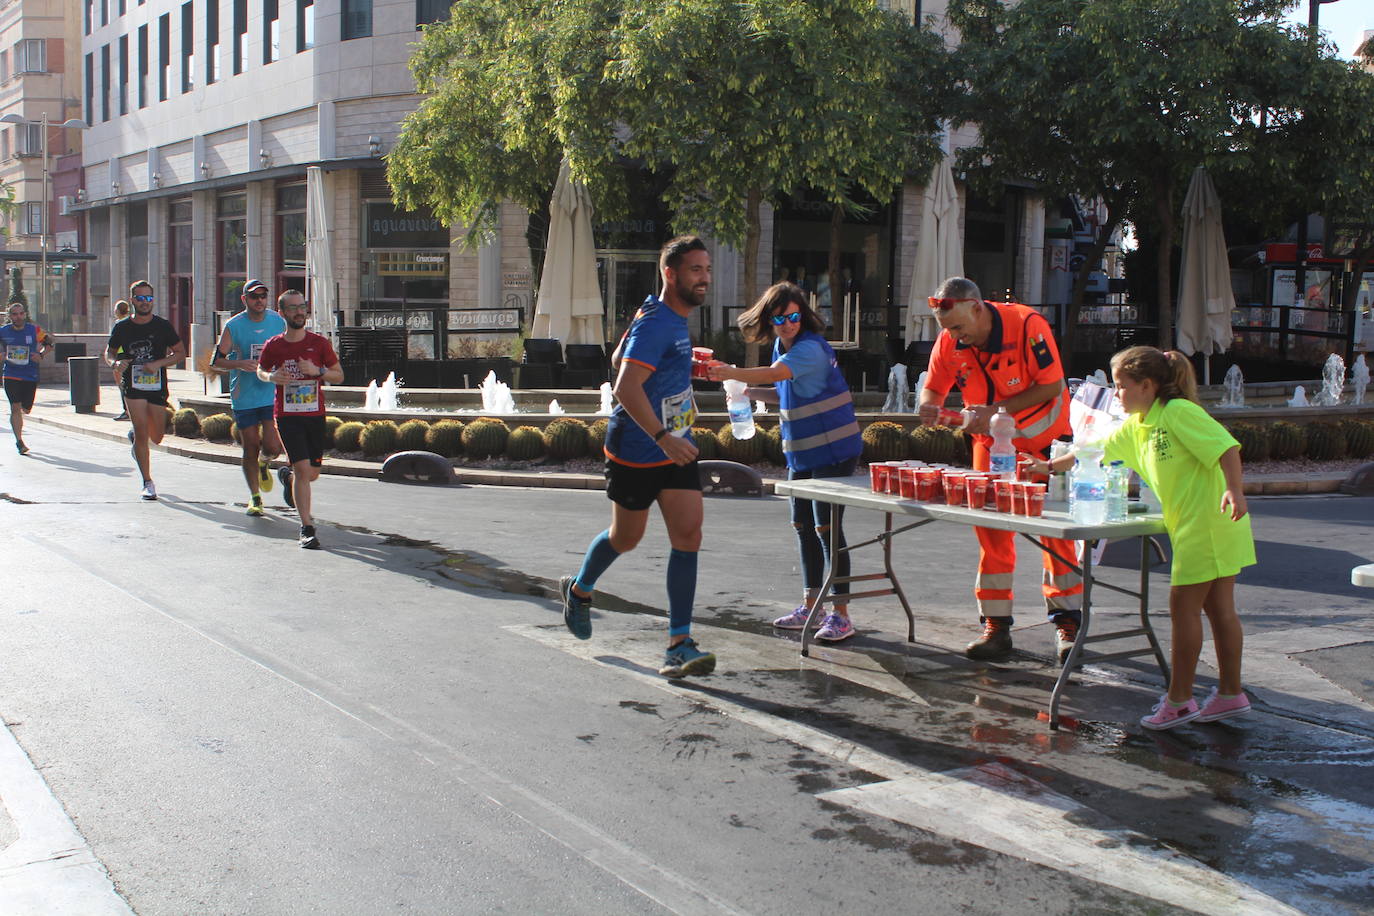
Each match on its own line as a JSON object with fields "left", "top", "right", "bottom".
{"left": 1103, "top": 398, "right": 1255, "bottom": 586}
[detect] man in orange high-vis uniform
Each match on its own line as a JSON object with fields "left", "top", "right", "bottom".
{"left": 919, "top": 277, "right": 1082, "bottom": 663}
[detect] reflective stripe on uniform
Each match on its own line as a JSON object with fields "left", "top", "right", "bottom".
{"left": 783, "top": 420, "right": 862, "bottom": 454}
{"left": 779, "top": 392, "right": 853, "bottom": 422}
{"left": 1018, "top": 394, "right": 1065, "bottom": 441}
{"left": 976, "top": 597, "right": 1013, "bottom": 617}
{"left": 976, "top": 571, "right": 1015, "bottom": 591}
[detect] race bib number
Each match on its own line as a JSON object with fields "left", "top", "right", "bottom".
{"left": 283, "top": 379, "right": 320, "bottom": 413}
{"left": 250, "top": 343, "right": 265, "bottom": 360}
{"left": 131, "top": 364, "right": 162, "bottom": 391}
{"left": 5, "top": 345, "right": 28, "bottom": 365}
{"left": 659, "top": 386, "right": 697, "bottom": 437}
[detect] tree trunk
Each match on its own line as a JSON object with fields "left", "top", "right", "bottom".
{"left": 1341, "top": 230, "right": 1371, "bottom": 312}
{"left": 1153, "top": 176, "right": 1177, "bottom": 350}
{"left": 743, "top": 188, "right": 762, "bottom": 367}
{"left": 828, "top": 202, "right": 844, "bottom": 338}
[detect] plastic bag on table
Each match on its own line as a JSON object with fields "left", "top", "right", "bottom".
{"left": 1069, "top": 380, "right": 1126, "bottom": 444}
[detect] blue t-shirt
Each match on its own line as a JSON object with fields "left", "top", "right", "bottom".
{"left": 0, "top": 321, "right": 44, "bottom": 382}
{"left": 605, "top": 296, "right": 697, "bottom": 467}
{"left": 775, "top": 337, "right": 831, "bottom": 400}
{"left": 225, "top": 310, "right": 287, "bottom": 409}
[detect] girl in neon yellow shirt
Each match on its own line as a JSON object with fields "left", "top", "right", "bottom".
{"left": 1035, "top": 347, "right": 1254, "bottom": 731}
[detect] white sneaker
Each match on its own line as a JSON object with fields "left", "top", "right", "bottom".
{"left": 141, "top": 480, "right": 158, "bottom": 501}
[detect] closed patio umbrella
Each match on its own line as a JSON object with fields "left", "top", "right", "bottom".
{"left": 905, "top": 155, "right": 963, "bottom": 344}
{"left": 305, "top": 166, "right": 337, "bottom": 343}
{"left": 533, "top": 159, "right": 605, "bottom": 346}
{"left": 1175, "top": 166, "right": 1235, "bottom": 383}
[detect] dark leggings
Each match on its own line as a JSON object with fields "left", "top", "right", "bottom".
{"left": 789, "top": 456, "right": 859, "bottom": 597}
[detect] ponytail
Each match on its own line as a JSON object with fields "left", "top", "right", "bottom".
{"left": 1110, "top": 346, "right": 1199, "bottom": 404}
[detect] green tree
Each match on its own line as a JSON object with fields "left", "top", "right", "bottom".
{"left": 7, "top": 266, "right": 26, "bottom": 309}
{"left": 389, "top": 0, "right": 951, "bottom": 313}
{"left": 946, "top": 0, "right": 1344, "bottom": 348}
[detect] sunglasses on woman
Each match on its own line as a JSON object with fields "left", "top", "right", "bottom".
{"left": 770, "top": 311, "right": 803, "bottom": 326}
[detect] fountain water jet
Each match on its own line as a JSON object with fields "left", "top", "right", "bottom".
{"left": 479, "top": 371, "right": 517, "bottom": 414}
{"left": 364, "top": 380, "right": 380, "bottom": 410}
{"left": 1353, "top": 355, "right": 1369, "bottom": 406}
{"left": 1288, "top": 385, "right": 1309, "bottom": 408}
{"left": 1220, "top": 364, "right": 1245, "bottom": 408}
{"left": 1314, "top": 353, "right": 1346, "bottom": 407}
{"left": 378, "top": 372, "right": 402, "bottom": 411}
{"left": 598, "top": 382, "right": 614, "bottom": 416}
{"left": 548, "top": 400, "right": 565, "bottom": 416}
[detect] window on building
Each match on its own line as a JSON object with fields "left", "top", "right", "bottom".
{"left": 15, "top": 39, "right": 47, "bottom": 74}
{"left": 24, "top": 202, "right": 43, "bottom": 236}
{"left": 89, "top": 209, "right": 111, "bottom": 298}
{"left": 85, "top": 52, "right": 94, "bottom": 122}
{"left": 233, "top": 0, "right": 246, "bottom": 74}
{"left": 416, "top": 0, "right": 448, "bottom": 27}
{"left": 16, "top": 123, "right": 42, "bottom": 155}
{"left": 297, "top": 0, "right": 314, "bottom": 51}
{"left": 119, "top": 0, "right": 126, "bottom": 14}
{"left": 341, "top": 0, "right": 372, "bottom": 40}
{"left": 264, "top": 0, "right": 280, "bottom": 63}
{"left": 217, "top": 193, "right": 248, "bottom": 312}
{"left": 277, "top": 184, "right": 307, "bottom": 292}
{"left": 158, "top": 14, "right": 170, "bottom": 100}
{"left": 1, "top": 51, "right": 9, "bottom": 84}
{"left": 1, "top": 131, "right": 8, "bottom": 162}
{"left": 100, "top": 43, "right": 111, "bottom": 121}
{"left": 206, "top": 0, "right": 219, "bottom": 83}
{"left": 137, "top": 24, "right": 148, "bottom": 108}
{"left": 101, "top": 0, "right": 109, "bottom": 27}
{"left": 85, "top": 0, "right": 93, "bottom": 35}
{"left": 118, "top": 36, "right": 128, "bottom": 114}
{"left": 181, "top": 2, "right": 194, "bottom": 93}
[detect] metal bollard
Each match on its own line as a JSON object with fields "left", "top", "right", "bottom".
{"left": 68, "top": 356, "right": 102, "bottom": 413}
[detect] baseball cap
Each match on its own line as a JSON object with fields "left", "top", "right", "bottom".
{"left": 243, "top": 278, "right": 269, "bottom": 294}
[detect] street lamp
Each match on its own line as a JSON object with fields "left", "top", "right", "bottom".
{"left": 0, "top": 112, "right": 89, "bottom": 324}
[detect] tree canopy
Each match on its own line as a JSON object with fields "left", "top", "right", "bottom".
{"left": 388, "top": 0, "right": 952, "bottom": 304}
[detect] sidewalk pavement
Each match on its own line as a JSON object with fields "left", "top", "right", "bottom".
{"left": 23, "top": 369, "right": 1355, "bottom": 496}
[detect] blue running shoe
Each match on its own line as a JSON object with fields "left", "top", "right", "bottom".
{"left": 278, "top": 466, "right": 295, "bottom": 509}
{"left": 560, "top": 575, "right": 592, "bottom": 640}
{"left": 659, "top": 638, "right": 716, "bottom": 678}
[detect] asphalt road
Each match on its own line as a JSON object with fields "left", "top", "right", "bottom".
{"left": 2, "top": 423, "right": 1372, "bottom": 915}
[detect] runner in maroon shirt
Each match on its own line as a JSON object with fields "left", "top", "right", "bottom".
{"left": 256, "top": 290, "right": 342, "bottom": 549}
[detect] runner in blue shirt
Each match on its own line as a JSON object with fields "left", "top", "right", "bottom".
{"left": 559, "top": 235, "right": 716, "bottom": 679}
{"left": 212, "top": 279, "right": 288, "bottom": 517}
{"left": 1, "top": 302, "right": 49, "bottom": 454}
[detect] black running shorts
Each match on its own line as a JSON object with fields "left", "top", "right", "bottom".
{"left": 3, "top": 378, "right": 36, "bottom": 411}
{"left": 604, "top": 458, "right": 701, "bottom": 511}
{"left": 277, "top": 415, "right": 326, "bottom": 467}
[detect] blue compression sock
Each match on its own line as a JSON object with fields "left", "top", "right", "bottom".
{"left": 666, "top": 548, "right": 698, "bottom": 637}
{"left": 574, "top": 529, "right": 620, "bottom": 593}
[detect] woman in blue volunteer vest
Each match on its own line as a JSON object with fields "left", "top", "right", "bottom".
{"left": 710, "top": 282, "right": 863, "bottom": 642}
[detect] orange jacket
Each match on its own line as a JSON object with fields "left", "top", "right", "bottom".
{"left": 925, "top": 302, "right": 1071, "bottom": 455}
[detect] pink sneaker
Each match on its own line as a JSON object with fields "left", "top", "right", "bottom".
{"left": 1139, "top": 695, "right": 1200, "bottom": 730}
{"left": 1197, "top": 689, "right": 1251, "bottom": 723}
{"left": 815, "top": 614, "right": 856, "bottom": 643}
{"left": 772, "top": 605, "right": 817, "bottom": 630}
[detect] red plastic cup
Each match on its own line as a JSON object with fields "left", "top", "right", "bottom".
{"left": 934, "top": 408, "right": 969, "bottom": 428}
{"left": 1011, "top": 481, "right": 1030, "bottom": 515}
{"left": 993, "top": 479, "right": 1015, "bottom": 513}
{"left": 916, "top": 468, "right": 941, "bottom": 501}
{"left": 943, "top": 472, "right": 967, "bottom": 507}
{"left": 1016, "top": 456, "right": 1034, "bottom": 482}
{"left": 898, "top": 465, "right": 919, "bottom": 499}
{"left": 870, "top": 462, "right": 890, "bottom": 493}
{"left": 965, "top": 474, "right": 989, "bottom": 510}
{"left": 691, "top": 347, "right": 714, "bottom": 379}
{"left": 1025, "top": 483, "right": 1046, "bottom": 517}
{"left": 884, "top": 462, "right": 904, "bottom": 495}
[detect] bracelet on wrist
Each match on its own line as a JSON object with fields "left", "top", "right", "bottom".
{"left": 652, "top": 428, "right": 669, "bottom": 442}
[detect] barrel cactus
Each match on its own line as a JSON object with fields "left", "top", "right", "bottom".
{"left": 397, "top": 419, "right": 431, "bottom": 452}
{"left": 1304, "top": 422, "right": 1347, "bottom": 462}
{"left": 1267, "top": 421, "right": 1307, "bottom": 461}
{"left": 164, "top": 406, "right": 176, "bottom": 433}
{"left": 324, "top": 415, "right": 343, "bottom": 448}
{"left": 360, "top": 419, "right": 399, "bottom": 457}
{"left": 507, "top": 425, "right": 546, "bottom": 460}
{"left": 862, "top": 421, "right": 909, "bottom": 462}
{"left": 425, "top": 419, "right": 465, "bottom": 457}
{"left": 762, "top": 424, "right": 785, "bottom": 465}
{"left": 952, "top": 427, "right": 974, "bottom": 466}
{"left": 588, "top": 418, "right": 609, "bottom": 454}
{"left": 1340, "top": 419, "right": 1374, "bottom": 460}
{"left": 230, "top": 421, "right": 241, "bottom": 444}
{"left": 542, "top": 417, "right": 590, "bottom": 459}
{"left": 462, "top": 417, "right": 510, "bottom": 458}
{"left": 334, "top": 420, "right": 366, "bottom": 452}
{"left": 691, "top": 426, "right": 719, "bottom": 460}
{"left": 909, "top": 426, "right": 939, "bottom": 462}
{"left": 717, "top": 423, "right": 765, "bottom": 464}
{"left": 173, "top": 407, "right": 200, "bottom": 437}
{"left": 200, "top": 413, "right": 233, "bottom": 441}
{"left": 1225, "top": 422, "right": 1269, "bottom": 464}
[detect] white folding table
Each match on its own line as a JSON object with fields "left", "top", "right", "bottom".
{"left": 773, "top": 477, "right": 1171, "bottom": 728}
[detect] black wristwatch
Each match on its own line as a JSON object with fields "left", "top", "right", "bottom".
{"left": 652, "top": 428, "right": 669, "bottom": 442}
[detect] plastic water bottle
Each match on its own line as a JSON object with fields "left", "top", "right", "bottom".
{"left": 1105, "top": 460, "right": 1128, "bottom": 522}
{"left": 1072, "top": 444, "right": 1107, "bottom": 526}
{"left": 723, "top": 378, "right": 755, "bottom": 440}
{"left": 988, "top": 407, "right": 1017, "bottom": 478}
{"left": 1049, "top": 440, "right": 1071, "bottom": 502}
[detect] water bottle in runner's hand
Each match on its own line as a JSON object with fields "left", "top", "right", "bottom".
{"left": 723, "top": 378, "right": 756, "bottom": 440}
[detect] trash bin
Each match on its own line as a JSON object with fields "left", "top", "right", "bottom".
{"left": 69, "top": 356, "right": 101, "bottom": 413}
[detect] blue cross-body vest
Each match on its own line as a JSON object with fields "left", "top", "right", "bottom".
{"left": 775, "top": 331, "right": 862, "bottom": 472}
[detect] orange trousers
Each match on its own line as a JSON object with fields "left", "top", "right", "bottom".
{"left": 971, "top": 442, "right": 1082, "bottom": 620}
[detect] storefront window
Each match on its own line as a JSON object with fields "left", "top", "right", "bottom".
{"left": 217, "top": 192, "right": 247, "bottom": 312}
{"left": 360, "top": 200, "right": 448, "bottom": 359}
{"left": 167, "top": 198, "right": 194, "bottom": 343}
{"left": 277, "top": 183, "right": 307, "bottom": 294}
